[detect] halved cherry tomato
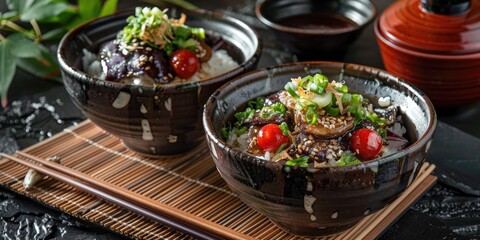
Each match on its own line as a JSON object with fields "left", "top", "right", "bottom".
{"left": 349, "top": 128, "right": 383, "bottom": 161}
{"left": 257, "top": 124, "right": 289, "bottom": 153}
{"left": 170, "top": 49, "right": 199, "bottom": 79}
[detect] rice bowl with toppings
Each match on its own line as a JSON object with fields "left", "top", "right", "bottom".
{"left": 58, "top": 6, "right": 262, "bottom": 155}
{"left": 82, "top": 7, "right": 239, "bottom": 85}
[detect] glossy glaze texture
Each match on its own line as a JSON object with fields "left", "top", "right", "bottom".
{"left": 379, "top": 0, "right": 480, "bottom": 54}
{"left": 255, "top": 0, "right": 376, "bottom": 60}
{"left": 203, "top": 62, "right": 436, "bottom": 236}
{"left": 375, "top": 0, "right": 480, "bottom": 107}
{"left": 58, "top": 8, "right": 262, "bottom": 155}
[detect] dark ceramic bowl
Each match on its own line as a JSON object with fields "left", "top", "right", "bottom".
{"left": 58, "top": 8, "right": 262, "bottom": 155}
{"left": 203, "top": 62, "right": 436, "bottom": 236}
{"left": 255, "top": 0, "right": 376, "bottom": 60}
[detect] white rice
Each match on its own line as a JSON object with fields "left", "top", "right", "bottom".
{"left": 82, "top": 49, "right": 238, "bottom": 83}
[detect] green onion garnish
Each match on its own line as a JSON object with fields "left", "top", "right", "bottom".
{"left": 286, "top": 156, "right": 309, "bottom": 167}
{"left": 279, "top": 122, "right": 289, "bottom": 136}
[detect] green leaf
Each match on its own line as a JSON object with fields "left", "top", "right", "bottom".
{"left": 6, "top": 0, "right": 35, "bottom": 13}
{"left": 7, "top": 33, "right": 42, "bottom": 58}
{"left": 39, "top": 7, "right": 77, "bottom": 24}
{"left": 0, "top": 40, "right": 18, "bottom": 107}
{"left": 0, "top": 11, "right": 19, "bottom": 20}
{"left": 20, "top": 0, "right": 72, "bottom": 22}
{"left": 16, "top": 44, "right": 60, "bottom": 81}
{"left": 100, "top": 0, "right": 118, "bottom": 17}
{"left": 78, "top": 0, "right": 101, "bottom": 20}
{"left": 41, "top": 28, "right": 67, "bottom": 41}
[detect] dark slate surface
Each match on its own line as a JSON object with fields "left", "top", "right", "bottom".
{"left": 1, "top": 0, "right": 479, "bottom": 239}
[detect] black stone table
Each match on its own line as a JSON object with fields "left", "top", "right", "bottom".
{"left": 1, "top": 0, "right": 479, "bottom": 239}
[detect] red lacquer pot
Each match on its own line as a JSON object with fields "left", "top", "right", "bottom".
{"left": 375, "top": 0, "right": 480, "bottom": 107}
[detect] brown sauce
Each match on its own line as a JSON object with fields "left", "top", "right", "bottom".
{"left": 276, "top": 13, "right": 357, "bottom": 30}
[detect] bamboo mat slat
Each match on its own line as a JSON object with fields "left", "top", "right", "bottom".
{"left": 0, "top": 120, "right": 437, "bottom": 239}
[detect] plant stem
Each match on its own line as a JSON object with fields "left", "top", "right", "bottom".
{"left": 3, "top": 20, "right": 27, "bottom": 32}
{"left": 30, "top": 19, "right": 42, "bottom": 42}
{"left": 0, "top": 34, "right": 5, "bottom": 41}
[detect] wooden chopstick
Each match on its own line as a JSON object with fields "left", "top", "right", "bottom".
{"left": 1, "top": 152, "right": 252, "bottom": 240}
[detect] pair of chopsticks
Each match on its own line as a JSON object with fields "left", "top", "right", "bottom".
{"left": 0, "top": 152, "right": 251, "bottom": 240}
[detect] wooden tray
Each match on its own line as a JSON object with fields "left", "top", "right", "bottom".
{"left": 0, "top": 120, "right": 437, "bottom": 239}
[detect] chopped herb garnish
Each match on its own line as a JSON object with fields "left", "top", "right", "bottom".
{"left": 336, "top": 153, "right": 362, "bottom": 166}
{"left": 286, "top": 156, "right": 309, "bottom": 167}
{"left": 221, "top": 123, "right": 232, "bottom": 139}
{"left": 270, "top": 102, "right": 286, "bottom": 114}
{"left": 325, "top": 105, "right": 340, "bottom": 117}
{"left": 235, "top": 126, "right": 248, "bottom": 136}
{"left": 305, "top": 107, "right": 318, "bottom": 124}
{"left": 119, "top": 7, "right": 205, "bottom": 55}
{"left": 275, "top": 143, "right": 288, "bottom": 155}
{"left": 279, "top": 122, "right": 289, "bottom": 136}
{"left": 247, "top": 97, "right": 266, "bottom": 110}
{"left": 234, "top": 107, "right": 254, "bottom": 123}
{"left": 259, "top": 107, "right": 275, "bottom": 120}
{"left": 259, "top": 102, "right": 286, "bottom": 120}
{"left": 377, "top": 128, "right": 387, "bottom": 139}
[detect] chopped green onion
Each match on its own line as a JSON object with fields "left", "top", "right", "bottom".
{"left": 377, "top": 128, "right": 387, "bottom": 139}
{"left": 285, "top": 82, "right": 299, "bottom": 98}
{"left": 286, "top": 156, "right": 309, "bottom": 167}
{"left": 235, "top": 126, "right": 248, "bottom": 136}
{"left": 192, "top": 27, "right": 205, "bottom": 39}
{"left": 174, "top": 26, "right": 192, "bottom": 40}
{"left": 325, "top": 105, "right": 340, "bottom": 117}
{"left": 234, "top": 108, "right": 254, "bottom": 122}
{"left": 336, "top": 153, "right": 362, "bottom": 166}
{"left": 221, "top": 124, "right": 231, "bottom": 139}
{"left": 247, "top": 97, "right": 266, "bottom": 110}
{"left": 270, "top": 102, "right": 286, "bottom": 114}
{"left": 335, "top": 84, "right": 348, "bottom": 93}
{"left": 297, "top": 98, "right": 317, "bottom": 109}
{"left": 279, "top": 122, "right": 289, "bottom": 136}
{"left": 275, "top": 143, "right": 288, "bottom": 155}
{"left": 341, "top": 93, "right": 351, "bottom": 103}
{"left": 181, "top": 38, "right": 198, "bottom": 51}
{"left": 305, "top": 107, "right": 318, "bottom": 124}
{"left": 259, "top": 107, "right": 275, "bottom": 120}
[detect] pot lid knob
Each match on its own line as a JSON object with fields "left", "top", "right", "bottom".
{"left": 421, "top": 0, "right": 472, "bottom": 15}
{"left": 378, "top": 0, "right": 480, "bottom": 55}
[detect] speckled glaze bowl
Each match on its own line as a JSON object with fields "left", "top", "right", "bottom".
{"left": 58, "top": 8, "right": 262, "bottom": 155}
{"left": 255, "top": 0, "right": 376, "bottom": 60}
{"left": 203, "top": 62, "right": 436, "bottom": 236}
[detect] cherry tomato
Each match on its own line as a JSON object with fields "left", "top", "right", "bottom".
{"left": 169, "top": 49, "right": 200, "bottom": 79}
{"left": 257, "top": 124, "right": 289, "bottom": 152}
{"left": 349, "top": 128, "right": 383, "bottom": 161}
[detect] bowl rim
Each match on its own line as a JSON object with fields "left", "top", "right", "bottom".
{"left": 57, "top": 7, "right": 262, "bottom": 91}
{"left": 255, "top": 0, "right": 377, "bottom": 35}
{"left": 203, "top": 61, "right": 437, "bottom": 170}
{"left": 374, "top": 19, "right": 480, "bottom": 60}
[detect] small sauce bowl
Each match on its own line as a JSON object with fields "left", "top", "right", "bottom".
{"left": 256, "top": 0, "right": 376, "bottom": 60}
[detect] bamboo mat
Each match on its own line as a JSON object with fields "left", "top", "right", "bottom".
{"left": 0, "top": 120, "right": 437, "bottom": 239}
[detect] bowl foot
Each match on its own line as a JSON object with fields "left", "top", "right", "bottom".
{"left": 273, "top": 221, "right": 356, "bottom": 237}
{"left": 121, "top": 138, "right": 200, "bottom": 156}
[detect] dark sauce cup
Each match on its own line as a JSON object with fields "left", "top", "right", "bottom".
{"left": 256, "top": 0, "right": 376, "bottom": 60}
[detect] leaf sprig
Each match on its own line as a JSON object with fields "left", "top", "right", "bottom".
{"left": 0, "top": 0, "right": 118, "bottom": 107}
